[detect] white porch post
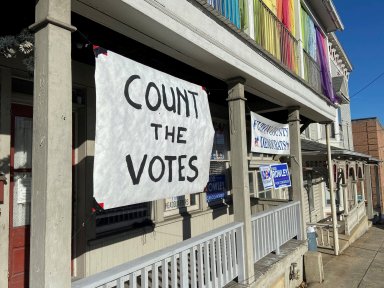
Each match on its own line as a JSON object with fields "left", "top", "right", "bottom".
{"left": 353, "top": 179, "right": 358, "bottom": 207}
{"left": 226, "top": 77, "right": 254, "bottom": 285}
{"left": 374, "top": 165, "right": 382, "bottom": 213}
{"left": 325, "top": 123, "right": 339, "bottom": 255}
{"left": 288, "top": 108, "right": 306, "bottom": 240}
{"left": 365, "top": 164, "right": 374, "bottom": 219}
{"left": 343, "top": 184, "right": 349, "bottom": 215}
{"left": 360, "top": 178, "right": 365, "bottom": 203}
{"left": 29, "top": 0, "right": 75, "bottom": 286}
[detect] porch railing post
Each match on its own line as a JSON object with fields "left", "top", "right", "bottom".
{"left": 180, "top": 250, "right": 189, "bottom": 287}
{"left": 296, "top": 202, "right": 303, "bottom": 241}
{"left": 325, "top": 123, "right": 340, "bottom": 255}
{"left": 236, "top": 225, "right": 246, "bottom": 284}
{"left": 274, "top": 211, "right": 281, "bottom": 255}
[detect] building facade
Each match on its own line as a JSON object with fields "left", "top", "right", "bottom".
{"left": 352, "top": 117, "right": 384, "bottom": 213}
{"left": 0, "top": 0, "right": 356, "bottom": 287}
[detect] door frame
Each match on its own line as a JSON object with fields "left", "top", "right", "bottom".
{"left": 8, "top": 103, "right": 33, "bottom": 288}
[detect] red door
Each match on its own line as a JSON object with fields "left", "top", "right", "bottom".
{"left": 8, "top": 104, "right": 33, "bottom": 288}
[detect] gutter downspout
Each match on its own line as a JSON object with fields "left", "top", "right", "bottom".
{"left": 326, "top": 123, "right": 339, "bottom": 255}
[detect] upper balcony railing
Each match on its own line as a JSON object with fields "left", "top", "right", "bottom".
{"left": 253, "top": 0, "right": 299, "bottom": 75}
{"left": 303, "top": 50, "right": 322, "bottom": 95}
{"left": 201, "top": 0, "right": 337, "bottom": 104}
{"left": 204, "top": 0, "right": 299, "bottom": 76}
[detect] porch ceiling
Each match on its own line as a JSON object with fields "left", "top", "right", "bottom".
{"left": 301, "top": 139, "right": 379, "bottom": 162}
{"left": 72, "top": 0, "right": 336, "bottom": 123}
{"left": 1, "top": 0, "right": 336, "bottom": 123}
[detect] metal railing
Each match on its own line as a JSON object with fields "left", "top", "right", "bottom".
{"left": 205, "top": 0, "right": 241, "bottom": 28}
{"left": 253, "top": 0, "right": 299, "bottom": 75}
{"left": 251, "top": 201, "right": 302, "bottom": 262}
{"left": 303, "top": 50, "right": 322, "bottom": 95}
{"left": 72, "top": 222, "right": 245, "bottom": 288}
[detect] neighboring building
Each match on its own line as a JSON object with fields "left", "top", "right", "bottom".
{"left": 0, "top": 0, "right": 361, "bottom": 287}
{"left": 352, "top": 117, "right": 384, "bottom": 213}
{"left": 300, "top": 29, "right": 376, "bottom": 254}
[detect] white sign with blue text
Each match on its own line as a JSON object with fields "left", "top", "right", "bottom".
{"left": 259, "top": 165, "right": 273, "bottom": 190}
{"left": 270, "top": 163, "right": 292, "bottom": 189}
{"left": 205, "top": 174, "right": 227, "bottom": 203}
{"left": 251, "top": 112, "right": 290, "bottom": 155}
{"left": 93, "top": 50, "right": 215, "bottom": 209}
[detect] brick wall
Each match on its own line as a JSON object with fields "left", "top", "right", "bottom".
{"left": 352, "top": 118, "right": 384, "bottom": 211}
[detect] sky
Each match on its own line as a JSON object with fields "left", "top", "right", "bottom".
{"left": 333, "top": 0, "right": 384, "bottom": 124}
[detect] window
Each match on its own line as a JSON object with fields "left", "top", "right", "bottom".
{"left": 211, "top": 120, "right": 229, "bottom": 161}
{"left": 95, "top": 202, "right": 152, "bottom": 235}
{"left": 207, "top": 120, "right": 230, "bottom": 206}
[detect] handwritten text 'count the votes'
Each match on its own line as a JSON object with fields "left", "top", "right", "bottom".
{"left": 123, "top": 75, "right": 204, "bottom": 185}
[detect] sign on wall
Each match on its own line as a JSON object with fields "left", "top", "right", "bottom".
{"left": 251, "top": 112, "right": 290, "bottom": 155}
{"left": 165, "top": 195, "right": 193, "bottom": 211}
{"left": 270, "top": 163, "right": 292, "bottom": 189}
{"left": 93, "top": 50, "right": 215, "bottom": 209}
{"left": 205, "top": 174, "right": 227, "bottom": 203}
{"left": 259, "top": 165, "right": 273, "bottom": 190}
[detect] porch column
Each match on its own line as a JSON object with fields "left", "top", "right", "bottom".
{"left": 288, "top": 108, "right": 305, "bottom": 240}
{"left": 29, "top": 1, "right": 75, "bottom": 287}
{"left": 365, "top": 164, "right": 374, "bottom": 219}
{"left": 342, "top": 184, "right": 349, "bottom": 215}
{"left": 360, "top": 178, "right": 365, "bottom": 202}
{"left": 353, "top": 180, "right": 358, "bottom": 207}
{"left": 226, "top": 77, "right": 254, "bottom": 285}
{"left": 374, "top": 165, "right": 382, "bottom": 213}
{"left": 325, "top": 123, "right": 339, "bottom": 255}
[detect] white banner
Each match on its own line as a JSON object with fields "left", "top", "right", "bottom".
{"left": 251, "top": 112, "right": 290, "bottom": 155}
{"left": 94, "top": 50, "right": 214, "bottom": 209}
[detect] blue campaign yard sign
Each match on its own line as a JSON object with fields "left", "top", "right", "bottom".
{"left": 270, "top": 163, "right": 291, "bottom": 189}
{"left": 206, "top": 174, "right": 226, "bottom": 203}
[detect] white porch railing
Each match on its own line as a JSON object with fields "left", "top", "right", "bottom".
{"left": 345, "top": 201, "right": 366, "bottom": 235}
{"left": 72, "top": 222, "right": 245, "bottom": 288}
{"left": 307, "top": 223, "right": 333, "bottom": 249}
{"left": 251, "top": 201, "right": 302, "bottom": 262}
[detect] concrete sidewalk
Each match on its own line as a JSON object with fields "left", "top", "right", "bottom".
{"left": 309, "top": 224, "right": 384, "bottom": 288}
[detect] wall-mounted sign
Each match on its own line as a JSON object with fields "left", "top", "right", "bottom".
{"left": 270, "top": 163, "right": 292, "bottom": 189}
{"left": 93, "top": 50, "right": 215, "bottom": 209}
{"left": 205, "top": 174, "right": 226, "bottom": 203}
{"left": 251, "top": 112, "right": 290, "bottom": 155}
{"left": 259, "top": 165, "right": 273, "bottom": 190}
{"left": 165, "top": 195, "right": 192, "bottom": 211}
